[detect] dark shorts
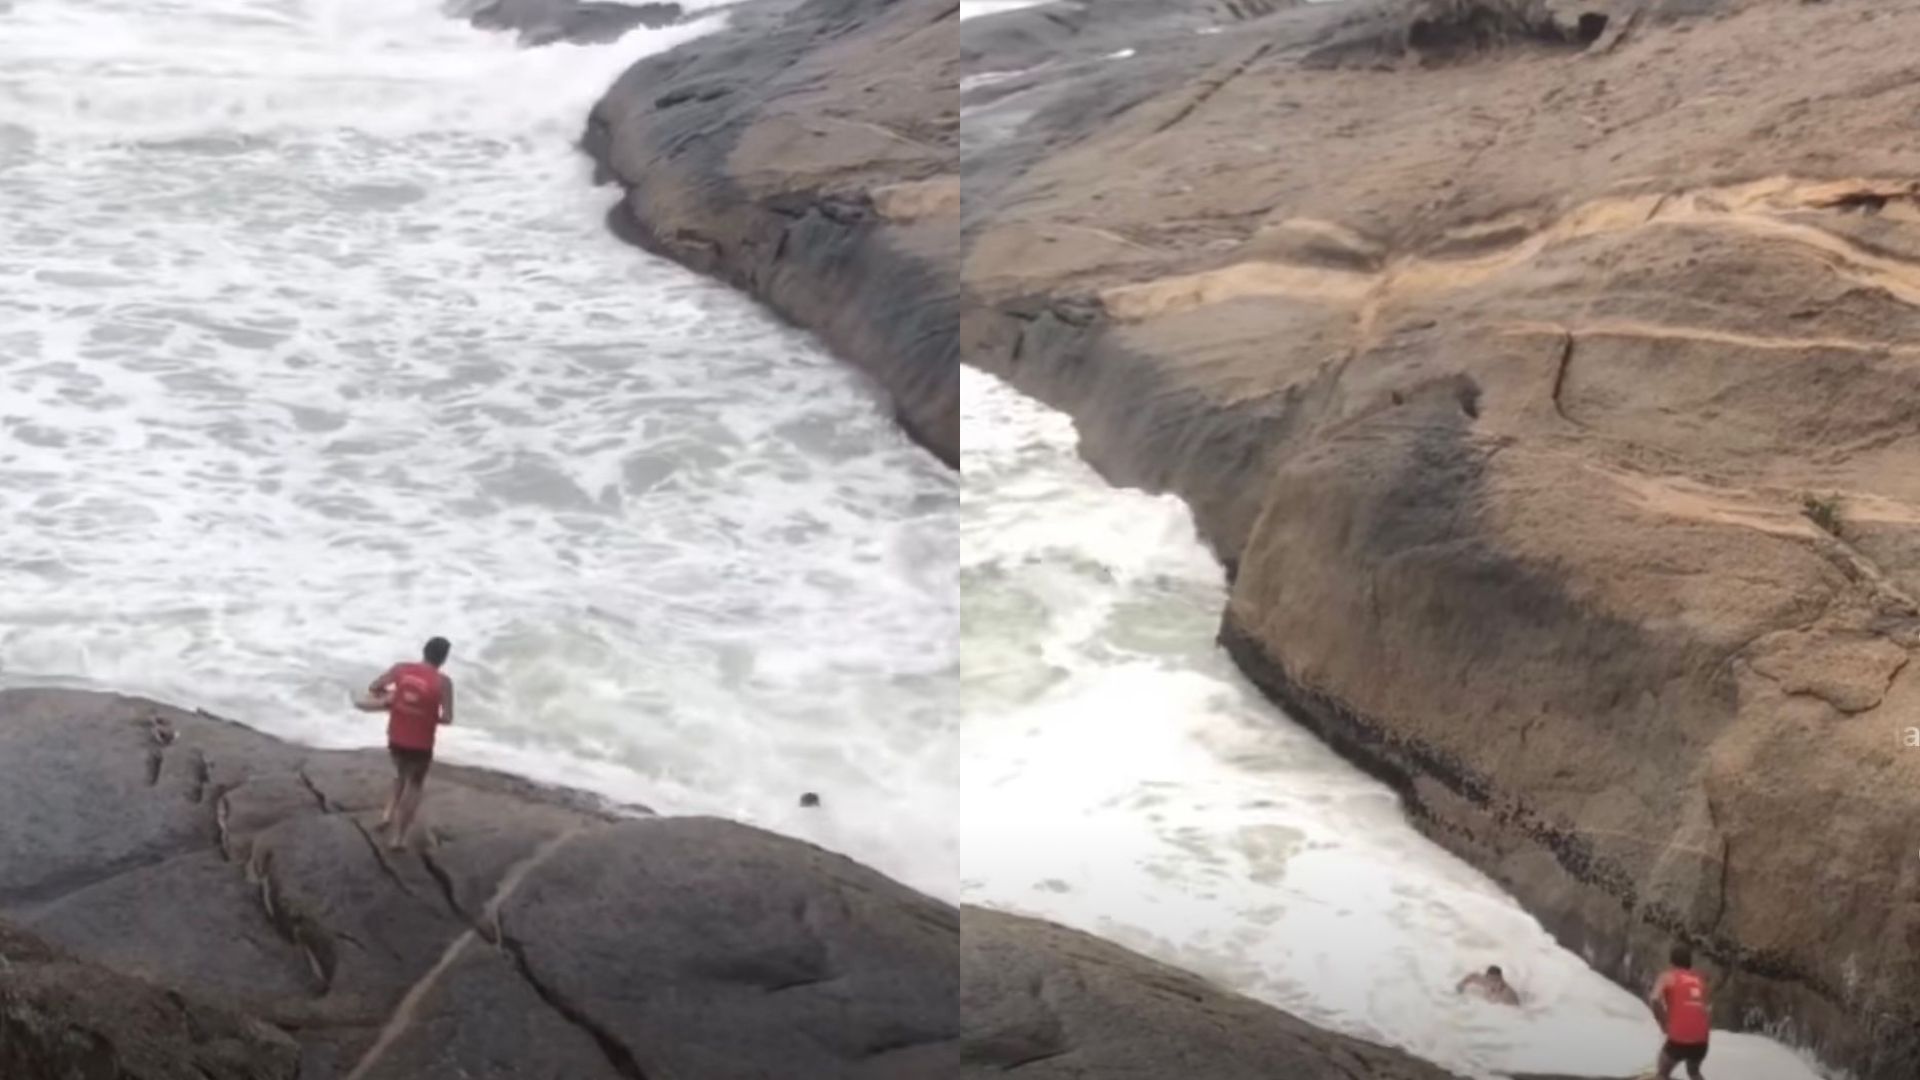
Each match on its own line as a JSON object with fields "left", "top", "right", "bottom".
{"left": 389, "top": 745, "right": 432, "bottom": 783}
{"left": 1663, "top": 1040, "right": 1708, "bottom": 1066}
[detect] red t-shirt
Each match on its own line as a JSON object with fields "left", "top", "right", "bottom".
{"left": 386, "top": 662, "right": 444, "bottom": 751}
{"left": 1662, "top": 968, "right": 1711, "bottom": 1045}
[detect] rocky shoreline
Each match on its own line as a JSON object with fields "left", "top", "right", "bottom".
{"left": 0, "top": 693, "right": 1467, "bottom": 1080}
{"left": 0, "top": 2, "right": 1483, "bottom": 1078}
{"left": 961, "top": 907, "right": 1471, "bottom": 1079}
{"left": 556, "top": 0, "right": 1758, "bottom": 1076}
{"left": 582, "top": 0, "right": 961, "bottom": 467}
{"left": 14, "top": 0, "right": 1909, "bottom": 1076}
{"left": 0, "top": 689, "right": 957, "bottom": 1078}
{"left": 964, "top": 0, "right": 1920, "bottom": 1075}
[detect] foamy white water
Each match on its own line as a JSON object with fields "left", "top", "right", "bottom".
{"left": 0, "top": 0, "right": 956, "bottom": 899}
{"left": 960, "top": 367, "right": 1828, "bottom": 1078}
{"left": 958, "top": 0, "right": 1053, "bottom": 21}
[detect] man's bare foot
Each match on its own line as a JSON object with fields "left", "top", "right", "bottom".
{"left": 387, "top": 835, "right": 407, "bottom": 853}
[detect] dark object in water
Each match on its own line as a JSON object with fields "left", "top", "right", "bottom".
{"left": 799, "top": 792, "right": 821, "bottom": 808}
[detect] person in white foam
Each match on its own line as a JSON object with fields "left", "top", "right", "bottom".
{"left": 1456, "top": 964, "right": 1521, "bottom": 1006}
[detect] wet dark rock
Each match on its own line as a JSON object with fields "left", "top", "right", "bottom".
{"left": 0, "top": 689, "right": 956, "bottom": 1079}
{"left": 0, "top": 920, "right": 299, "bottom": 1080}
{"left": 962, "top": 906, "right": 1466, "bottom": 1079}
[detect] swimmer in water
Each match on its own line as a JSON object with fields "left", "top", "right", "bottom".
{"left": 1456, "top": 964, "right": 1521, "bottom": 1006}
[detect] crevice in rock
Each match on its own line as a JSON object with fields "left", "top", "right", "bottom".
{"left": 245, "top": 847, "right": 338, "bottom": 996}
{"left": 862, "top": 1028, "right": 953, "bottom": 1057}
{"left": 340, "top": 927, "right": 480, "bottom": 1080}
{"left": 1002, "top": 1047, "right": 1070, "bottom": 1071}
{"left": 1551, "top": 329, "right": 1576, "bottom": 424}
{"left": 417, "top": 848, "right": 471, "bottom": 927}
{"left": 297, "top": 768, "right": 334, "bottom": 814}
{"left": 764, "top": 974, "right": 839, "bottom": 993}
{"left": 1151, "top": 43, "right": 1272, "bottom": 137}
{"left": 213, "top": 786, "right": 234, "bottom": 861}
{"left": 189, "top": 750, "right": 210, "bottom": 804}
{"left": 343, "top": 827, "right": 595, "bottom": 1079}
{"left": 1884, "top": 650, "right": 1913, "bottom": 703}
{"left": 498, "top": 928, "right": 651, "bottom": 1080}
{"left": 1818, "top": 191, "right": 1893, "bottom": 214}
{"left": 476, "top": 829, "right": 586, "bottom": 932}
{"left": 1711, "top": 835, "right": 1732, "bottom": 934}
{"left": 348, "top": 820, "right": 418, "bottom": 902}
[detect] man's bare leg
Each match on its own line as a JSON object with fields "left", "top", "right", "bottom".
{"left": 378, "top": 775, "right": 404, "bottom": 830}
{"left": 1655, "top": 1048, "right": 1677, "bottom": 1080}
{"left": 1685, "top": 1059, "right": 1704, "bottom": 1080}
{"left": 389, "top": 778, "right": 425, "bottom": 851}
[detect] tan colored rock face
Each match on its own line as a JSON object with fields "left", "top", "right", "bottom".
{"left": 964, "top": 0, "right": 1920, "bottom": 1073}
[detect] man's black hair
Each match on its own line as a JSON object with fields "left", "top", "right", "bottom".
{"left": 1487, "top": 965, "right": 1503, "bottom": 978}
{"left": 1671, "top": 943, "right": 1693, "bottom": 968}
{"left": 424, "top": 637, "right": 451, "bottom": 666}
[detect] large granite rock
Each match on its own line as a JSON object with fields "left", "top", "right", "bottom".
{"left": 0, "top": 689, "right": 956, "bottom": 1079}
{"left": 961, "top": 906, "right": 1465, "bottom": 1079}
{"left": 584, "top": 0, "right": 961, "bottom": 466}
{"left": 0, "top": 920, "right": 299, "bottom": 1080}
{"left": 963, "top": 0, "right": 1920, "bottom": 1075}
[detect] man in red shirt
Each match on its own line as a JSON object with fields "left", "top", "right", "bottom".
{"left": 1648, "top": 942, "right": 1712, "bottom": 1079}
{"left": 368, "top": 637, "right": 454, "bottom": 852}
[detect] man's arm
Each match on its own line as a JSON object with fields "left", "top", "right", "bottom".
{"left": 369, "top": 664, "right": 399, "bottom": 695}
{"left": 1647, "top": 973, "right": 1668, "bottom": 1023}
{"left": 440, "top": 676, "right": 455, "bottom": 726}
{"left": 1455, "top": 974, "right": 1477, "bottom": 995}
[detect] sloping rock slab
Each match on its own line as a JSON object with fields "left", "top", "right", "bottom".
{"left": 0, "top": 688, "right": 956, "bottom": 1079}
{"left": 0, "top": 920, "right": 299, "bottom": 1080}
{"left": 961, "top": 905, "right": 1465, "bottom": 1079}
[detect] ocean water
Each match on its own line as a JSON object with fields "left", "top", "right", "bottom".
{"left": 959, "top": 0, "right": 1051, "bottom": 19}
{"left": 0, "top": 0, "right": 957, "bottom": 899}
{"left": 960, "top": 367, "right": 1830, "bottom": 1079}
